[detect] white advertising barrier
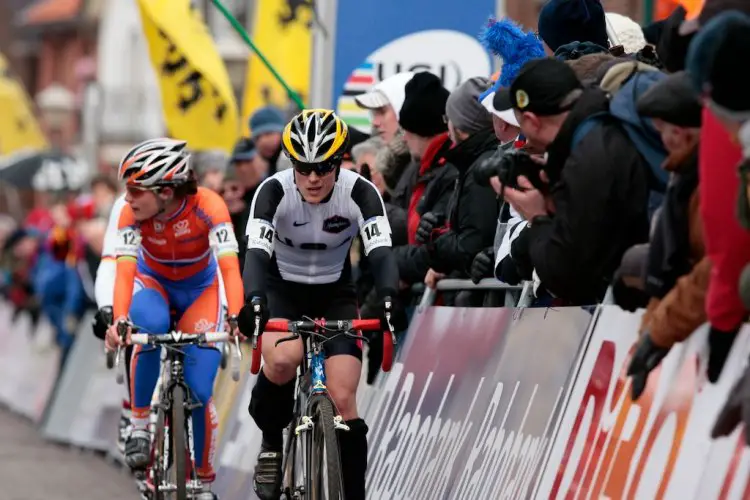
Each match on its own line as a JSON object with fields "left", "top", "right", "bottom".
{"left": 0, "top": 300, "right": 13, "bottom": 339}
{"left": 42, "top": 312, "right": 123, "bottom": 453}
{"left": 533, "top": 305, "right": 750, "bottom": 500}
{"left": 212, "top": 372, "right": 263, "bottom": 500}
{"left": 0, "top": 307, "right": 61, "bottom": 423}
{"left": 10, "top": 315, "right": 61, "bottom": 423}
{"left": 0, "top": 309, "right": 34, "bottom": 406}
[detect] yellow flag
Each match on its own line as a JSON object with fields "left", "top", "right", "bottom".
{"left": 136, "top": 0, "right": 239, "bottom": 153}
{"left": 242, "top": 0, "right": 312, "bottom": 136}
{"left": 0, "top": 53, "right": 48, "bottom": 155}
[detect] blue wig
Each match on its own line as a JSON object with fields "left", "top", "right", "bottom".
{"left": 479, "top": 17, "right": 546, "bottom": 90}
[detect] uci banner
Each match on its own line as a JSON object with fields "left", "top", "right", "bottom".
{"left": 0, "top": 53, "right": 48, "bottom": 155}
{"left": 333, "top": 0, "right": 494, "bottom": 133}
{"left": 136, "top": 0, "right": 239, "bottom": 153}
{"left": 241, "top": 0, "right": 312, "bottom": 135}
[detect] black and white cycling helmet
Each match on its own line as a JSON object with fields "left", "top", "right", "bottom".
{"left": 118, "top": 138, "right": 191, "bottom": 188}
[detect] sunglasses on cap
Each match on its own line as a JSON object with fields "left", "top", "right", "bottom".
{"left": 292, "top": 159, "right": 339, "bottom": 177}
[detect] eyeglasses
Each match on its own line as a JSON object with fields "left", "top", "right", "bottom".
{"left": 125, "top": 185, "right": 153, "bottom": 198}
{"left": 292, "top": 160, "right": 339, "bottom": 177}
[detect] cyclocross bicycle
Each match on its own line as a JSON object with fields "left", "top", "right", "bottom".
{"left": 248, "top": 309, "right": 397, "bottom": 500}
{"left": 110, "top": 320, "right": 241, "bottom": 500}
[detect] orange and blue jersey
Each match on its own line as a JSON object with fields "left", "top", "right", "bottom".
{"left": 112, "top": 187, "right": 243, "bottom": 321}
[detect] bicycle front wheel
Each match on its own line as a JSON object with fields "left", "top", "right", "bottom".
{"left": 152, "top": 405, "right": 167, "bottom": 500}
{"left": 171, "top": 385, "right": 188, "bottom": 500}
{"left": 306, "top": 394, "right": 344, "bottom": 500}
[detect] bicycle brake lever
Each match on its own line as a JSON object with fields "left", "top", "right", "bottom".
{"left": 384, "top": 307, "right": 398, "bottom": 347}
{"left": 252, "top": 304, "right": 261, "bottom": 349}
{"left": 227, "top": 315, "right": 242, "bottom": 360}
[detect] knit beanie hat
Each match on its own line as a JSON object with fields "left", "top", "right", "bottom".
{"left": 398, "top": 72, "right": 450, "bottom": 138}
{"left": 538, "top": 0, "right": 609, "bottom": 52}
{"left": 446, "top": 77, "right": 493, "bottom": 134}
{"left": 605, "top": 12, "right": 646, "bottom": 54}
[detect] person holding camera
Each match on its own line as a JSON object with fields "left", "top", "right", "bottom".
{"left": 493, "top": 58, "right": 652, "bottom": 305}
{"left": 468, "top": 84, "right": 526, "bottom": 285}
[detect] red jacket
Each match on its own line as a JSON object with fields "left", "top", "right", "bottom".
{"left": 407, "top": 133, "right": 452, "bottom": 244}
{"left": 699, "top": 109, "right": 750, "bottom": 330}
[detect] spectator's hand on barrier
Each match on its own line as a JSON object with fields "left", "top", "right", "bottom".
{"left": 416, "top": 212, "right": 445, "bottom": 244}
{"left": 707, "top": 325, "right": 741, "bottom": 383}
{"left": 470, "top": 247, "right": 495, "bottom": 284}
{"left": 380, "top": 295, "right": 408, "bottom": 332}
{"left": 105, "top": 318, "right": 131, "bottom": 351}
{"left": 237, "top": 296, "right": 269, "bottom": 337}
{"left": 503, "top": 176, "right": 548, "bottom": 221}
{"left": 711, "top": 360, "right": 750, "bottom": 445}
{"left": 424, "top": 268, "right": 445, "bottom": 290}
{"left": 92, "top": 306, "right": 113, "bottom": 340}
{"left": 627, "top": 333, "right": 671, "bottom": 401}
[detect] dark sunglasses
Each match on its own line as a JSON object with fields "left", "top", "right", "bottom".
{"left": 292, "top": 160, "right": 339, "bottom": 177}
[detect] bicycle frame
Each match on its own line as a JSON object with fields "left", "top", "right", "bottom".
{"left": 152, "top": 345, "right": 201, "bottom": 493}
{"left": 110, "top": 328, "right": 236, "bottom": 497}
{"left": 265, "top": 319, "right": 385, "bottom": 500}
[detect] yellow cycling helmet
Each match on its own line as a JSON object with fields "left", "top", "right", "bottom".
{"left": 282, "top": 109, "right": 349, "bottom": 165}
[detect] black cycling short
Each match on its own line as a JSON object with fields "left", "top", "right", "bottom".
{"left": 266, "top": 276, "right": 362, "bottom": 360}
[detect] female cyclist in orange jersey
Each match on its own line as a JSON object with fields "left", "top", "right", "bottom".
{"left": 104, "top": 138, "right": 243, "bottom": 500}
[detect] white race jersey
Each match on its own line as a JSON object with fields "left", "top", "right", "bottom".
{"left": 245, "top": 168, "right": 392, "bottom": 285}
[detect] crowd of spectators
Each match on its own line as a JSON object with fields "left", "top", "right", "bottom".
{"left": 3, "top": 0, "right": 750, "bottom": 411}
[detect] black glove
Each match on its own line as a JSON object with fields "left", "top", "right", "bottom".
{"left": 237, "top": 296, "right": 269, "bottom": 337}
{"left": 470, "top": 247, "right": 495, "bottom": 284}
{"left": 627, "top": 333, "right": 671, "bottom": 401}
{"left": 611, "top": 275, "right": 649, "bottom": 312}
{"left": 707, "top": 326, "right": 740, "bottom": 383}
{"left": 380, "top": 295, "right": 408, "bottom": 332}
{"left": 498, "top": 256, "right": 523, "bottom": 285}
{"left": 92, "top": 306, "right": 113, "bottom": 340}
{"left": 712, "top": 360, "right": 750, "bottom": 445}
{"left": 415, "top": 212, "right": 445, "bottom": 245}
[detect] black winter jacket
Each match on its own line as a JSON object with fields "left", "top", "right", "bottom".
{"left": 398, "top": 128, "right": 500, "bottom": 281}
{"left": 519, "top": 88, "right": 651, "bottom": 304}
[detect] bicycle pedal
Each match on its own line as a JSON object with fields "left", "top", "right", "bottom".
{"left": 295, "top": 416, "right": 314, "bottom": 435}
{"left": 333, "top": 415, "right": 349, "bottom": 431}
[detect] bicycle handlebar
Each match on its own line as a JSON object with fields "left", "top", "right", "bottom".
{"left": 265, "top": 318, "right": 382, "bottom": 333}
{"left": 130, "top": 331, "right": 230, "bottom": 345}
{"left": 109, "top": 318, "right": 242, "bottom": 384}
{"left": 249, "top": 317, "right": 395, "bottom": 374}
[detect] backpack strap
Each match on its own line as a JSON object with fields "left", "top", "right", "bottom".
{"left": 570, "top": 112, "right": 610, "bottom": 149}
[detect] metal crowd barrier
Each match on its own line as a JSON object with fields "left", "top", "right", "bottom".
{"left": 417, "top": 280, "right": 615, "bottom": 308}
{"left": 416, "top": 278, "right": 533, "bottom": 308}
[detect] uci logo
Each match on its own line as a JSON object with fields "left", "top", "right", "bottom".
{"left": 337, "top": 29, "right": 490, "bottom": 134}
{"left": 367, "top": 30, "right": 490, "bottom": 93}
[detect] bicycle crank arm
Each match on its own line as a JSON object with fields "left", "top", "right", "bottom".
{"left": 333, "top": 415, "right": 350, "bottom": 431}
{"left": 295, "top": 415, "right": 314, "bottom": 435}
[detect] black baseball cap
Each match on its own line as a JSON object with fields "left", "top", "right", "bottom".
{"left": 493, "top": 58, "right": 583, "bottom": 116}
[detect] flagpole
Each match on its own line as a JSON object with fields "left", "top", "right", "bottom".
{"left": 210, "top": 0, "right": 306, "bottom": 110}
{"left": 643, "top": 0, "right": 654, "bottom": 24}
